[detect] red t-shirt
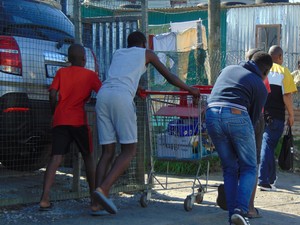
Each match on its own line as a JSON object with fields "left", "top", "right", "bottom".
{"left": 49, "top": 66, "right": 102, "bottom": 127}
{"left": 264, "top": 77, "right": 271, "bottom": 93}
{"left": 261, "top": 77, "right": 271, "bottom": 113}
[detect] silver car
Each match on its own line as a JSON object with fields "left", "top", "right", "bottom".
{"left": 0, "top": 0, "right": 98, "bottom": 170}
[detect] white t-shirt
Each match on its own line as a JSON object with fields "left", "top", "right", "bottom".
{"left": 101, "top": 47, "right": 147, "bottom": 97}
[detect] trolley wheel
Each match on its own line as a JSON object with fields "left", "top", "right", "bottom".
{"left": 195, "top": 187, "right": 204, "bottom": 204}
{"left": 140, "top": 192, "right": 149, "bottom": 208}
{"left": 184, "top": 196, "right": 193, "bottom": 211}
{"left": 195, "top": 193, "right": 204, "bottom": 204}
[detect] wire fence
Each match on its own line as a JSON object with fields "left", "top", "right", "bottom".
{"left": 0, "top": 0, "right": 146, "bottom": 207}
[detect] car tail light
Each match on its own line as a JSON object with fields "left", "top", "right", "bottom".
{"left": 3, "top": 107, "right": 29, "bottom": 113}
{"left": 91, "top": 50, "right": 99, "bottom": 75}
{"left": 0, "top": 36, "right": 22, "bottom": 75}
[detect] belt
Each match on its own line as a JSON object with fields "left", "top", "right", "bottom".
{"left": 231, "top": 108, "right": 242, "bottom": 114}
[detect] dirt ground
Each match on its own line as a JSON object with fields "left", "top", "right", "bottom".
{"left": 0, "top": 171, "right": 299, "bottom": 225}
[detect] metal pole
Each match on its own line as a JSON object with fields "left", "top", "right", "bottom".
{"left": 73, "top": 0, "right": 82, "bottom": 44}
{"left": 208, "top": 0, "right": 221, "bottom": 85}
{"left": 141, "top": 0, "right": 148, "bottom": 36}
{"left": 137, "top": 0, "right": 149, "bottom": 184}
{"left": 72, "top": 0, "right": 82, "bottom": 193}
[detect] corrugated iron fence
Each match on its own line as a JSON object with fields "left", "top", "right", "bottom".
{"left": 82, "top": 16, "right": 140, "bottom": 80}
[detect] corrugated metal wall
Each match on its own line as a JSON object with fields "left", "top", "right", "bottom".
{"left": 226, "top": 3, "right": 300, "bottom": 70}
{"left": 83, "top": 16, "right": 139, "bottom": 80}
{"left": 226, "top": 3, "right": 300, "bottom": 138}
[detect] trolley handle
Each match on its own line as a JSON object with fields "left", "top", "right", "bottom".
{"left": 140, "top": 90, "right": 190, "bottom": 96}
{"left": 138, "top": 85, "right": 213, "bottom": 98}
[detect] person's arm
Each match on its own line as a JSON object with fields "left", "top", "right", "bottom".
{"left": 136, "top": 85, "right": 147, "bottom": 99}
{"left": 283, "top": 93, "right": 294, "bottom": 126}
{"left": 49, "top": 89, "right": 58, "bottom": 115}
{"left": 146, "top": 49, "right": 200, "bottom": 97}
{"left": 92, "top": 73, "right": 102, "bottom": 93}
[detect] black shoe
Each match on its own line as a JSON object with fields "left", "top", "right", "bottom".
{"left": 231, "top": 208, "right": 250, "bottom": 225}
{"left": 270, "top": 176, "right": 278, "bottom": 186}
{"left": 258, "top": 184, "right": 277, "bottom": 191}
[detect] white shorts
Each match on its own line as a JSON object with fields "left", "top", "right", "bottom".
{"left": 95, "top": 88, "right": 137, "bottom": 145}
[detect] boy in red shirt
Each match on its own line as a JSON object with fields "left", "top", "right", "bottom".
{"left": 39, "top": 44, "right": 102, "bottom": 210}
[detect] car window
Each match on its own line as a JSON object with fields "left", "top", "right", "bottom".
{"left": 0, "top": 0, "right": 74, "bottom": 41}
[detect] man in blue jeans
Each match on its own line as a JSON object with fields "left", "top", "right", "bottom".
{"left": 258, "top": 45, "right": 297, "bottom": 191}
{"left": 206, "top": 52, "right": 273, "bottom": 225}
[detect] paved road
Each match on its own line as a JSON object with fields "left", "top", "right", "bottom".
{"left": 1, "top": 171, "right": 300, "bottom": 225}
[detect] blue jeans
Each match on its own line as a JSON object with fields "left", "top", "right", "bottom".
{"left": 206, "top": 107, "right": 257, "bottom": 221}
{"left": 258, "top": 118, "right": 284, "bottom": 185}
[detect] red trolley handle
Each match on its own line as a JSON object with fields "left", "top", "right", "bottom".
{"left": 138, "top": 85, "right": 213, "bottom": 98}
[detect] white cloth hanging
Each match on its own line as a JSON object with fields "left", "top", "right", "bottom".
{"left": 170, "top": 20, "right": 199, "bottom": 33}
{"left": 153, "top": 32, "right": 177, "bottom": 52}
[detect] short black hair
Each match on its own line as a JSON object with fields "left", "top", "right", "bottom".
{"left": 245, "top": 48, "right": 261, "bottom": 61}
{"left": 252, "top": 51, "right": 273, "bottom": 74}
{"left": 268, "top": 45, "right": 282, "bottom": 57}
{"left": 127, "top": 31, "right": 146, "bottom": 48}
{"left": 68, "top": 43, "right": 85, "bottom": 66}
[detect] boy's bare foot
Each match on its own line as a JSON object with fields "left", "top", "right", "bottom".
{"left": 39, "top": 200, "right": 51, "bottom": 208}
{"left": 91, "top": 203, "right": 104, "bottom": 212}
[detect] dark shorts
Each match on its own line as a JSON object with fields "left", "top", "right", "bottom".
{"left": 254, "top": 114, "right": 265, "bottom": 164}
{"left": 52, "top": 125, "right": 93, "bottom": 156}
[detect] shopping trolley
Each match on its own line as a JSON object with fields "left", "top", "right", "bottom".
{"left": 139, "top": 85, "right": 216, "bottom": 211}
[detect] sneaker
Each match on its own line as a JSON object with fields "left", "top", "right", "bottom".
{"left": 258, "top": 184, "right": 277, "bottom": 191}
{"left": 231, "top": 209, "right": 250, "bottom": 225}
{"left": 270, "top": 176, "right": 278, "bottom": 186}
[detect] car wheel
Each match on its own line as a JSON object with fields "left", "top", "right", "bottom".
{"left": 1, "top": 142, "right": 51, "bottom": 171}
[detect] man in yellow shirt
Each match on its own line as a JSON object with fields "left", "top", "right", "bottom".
{"left": 258, "top": 45, "right": 297, "bottom": 191}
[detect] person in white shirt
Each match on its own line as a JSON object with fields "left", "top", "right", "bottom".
{"left": 91, "top": 31, "right": 200, "bottom": 215}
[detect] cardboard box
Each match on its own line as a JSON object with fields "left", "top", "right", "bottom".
{"left": 156, "top": 144, "right": 177, "bottom": 158}
{"left": 156, "top": 133, "right": 175, "bottom": 145}
{"left": 155, "top": 133, "right": 200, "bottom": 159}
